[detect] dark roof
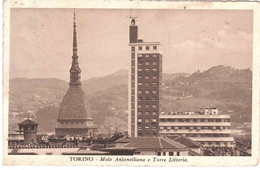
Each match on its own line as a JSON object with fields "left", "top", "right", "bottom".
{"left": 18, "top": 119, "right": 38, "bottom": 125}
{"left": 123, "top": 137, "right": 187, "bottom": 151}
{"left": 101, "top": 147, "right": 137, "bottom": 151}
{"left": 115, "top": 137, "right": 131, "bottom": 143}
{"left": 57, "top": 86, "right": 91, "bottom": 119}
{"left": 167, "top": 135, "right": 201, "bottom": 148}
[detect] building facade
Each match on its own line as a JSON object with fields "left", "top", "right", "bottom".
{"left": 18, "top": 119, "right": 38, "bottom": 144}
{"left": 159, "top": 108, "right": 234, "bottom": 147}
{"left": 55, "top": 13, "right": 97, "bottom": 137}
{"left": 128, "top": 18, "right": 162, "bottom": 137}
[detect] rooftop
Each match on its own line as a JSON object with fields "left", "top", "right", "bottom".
{"left": 18, "top": 119, "right": 38, "bottom": 126}
{"left": 116, "top": 137, "right": 187, "bottom": 151}
{"left": 167, "top": 135, "right": 202, "bottom": 148}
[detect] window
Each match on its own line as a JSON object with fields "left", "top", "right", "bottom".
{"left": 138, "top": 133, "right": 142, "bottom": 137}
{"left": 169, "top": 152, "right": 173, "bottom": 156}
{"left": 138, "top": 105, "right": 142, "bottom": 108}
{"left": 138, "top": 126, "right": 142, "bottom": 130}
{"left": 145, "top": 98, "right": 150, "bottom": 101}
{"left": 152, "top": 90, "right": 157, "bottom": 94}
{"left": 145, "top": 61, "right": 150, "bottom": 65}
{"left": 138, "top": 82, "right": 142, "bottom": 86}
{"left": 145, "top": 111, "right": 149, "bottom": 115}
{"left": 153, "top": 68, "right": 157, "bottom": 71}
{"left": 152, "top": 104, "right": 157, "bottom": 108}
{"left": 145, "top": 119, "right": 150, "bottom": 123}
{"left": 157, "top": 152, "right": 161, "bottom": 156}
{"left": 153, "top": 61, "right": 157, "bottom": 65}
{"left": 138, "top": 119, "right": 142, "bottom": 123}
{"left": 152, "top": 111, "right": 157, "bottom": 115}
{"left": 138, "top": 54, "right": 142, "bottom": 57}
{"left": 152, "top": 75, "right": 157, "bottom": 79}
{"left": 152, "top": 54, "right": 157, "bottom": 58}
{"left": 138, "top": 46, "right": 142, "bottom": 50}
{"left": 145, "top": 82, "right": 150, "bottom": 86}
{"left": 153, "top": 46, "right": 157, "bottom": 50}
{"left": 145, "top": 126, "right": 149, "bottom": 129}
{"left": 163, "top": 152, "right": 166, "bottom": 156}
{"left": 177, "top": 152, "right": 180, "bottom": 156}
{"left": 138, "top": 68, "right": 142, "bottom": 71}
{"left": 138, "top": 112, "right": 142, "bottom": 116}
{"left": 145, "top": 54, "right": 149, "bottom": 58}
{"left": 201, "top": 119, "right": 205, "bottom": 122}
{"left": 138, "top": 97, "right": 142, "bottom": 101}
{"left": 152, "top": 118, "right": 157, "bottom": 123}
{"left": 145, "top": 90, "right": 149, "bottom": 94}
{"left": 131, "top": 47, "right": 135, "bottom": 52}
{"left": 138, "top": 90, "right": 142, "bottom": 94}
{"left": 145, "top": 68, "right": 150, "bottom": 71}
{"left": 145, "top": 104, "right": 149, "bottom": 108}
{"left": 145, "top": 75, "right": 150, "bottom": 79}
{"left": 152, "top": 97, "right": 157, "bottom": 101}
{"left": 138, "top": 75, "right": 142, "bottom": 79}
{"left": 146, "top": 46, "right": 150, "bottom": 50}
{"left": 152, "top": 82, "right": 157, "bottom": 86}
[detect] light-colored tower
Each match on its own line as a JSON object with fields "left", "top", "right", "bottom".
{"left": 128, "top": 17, "right": 163, "bottom": 137}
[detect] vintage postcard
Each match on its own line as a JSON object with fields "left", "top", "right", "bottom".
{"left": 2, "top": 0, "right": 260, "bottom": 166}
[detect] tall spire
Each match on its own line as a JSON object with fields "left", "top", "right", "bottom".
{"left": 73, "top": 11, "right": 77, "bottom": 57}
{"left": 69, "top": 11, "right": 81, "bottom": 86}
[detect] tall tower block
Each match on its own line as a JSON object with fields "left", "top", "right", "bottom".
{"left": 128, "top": 17, "right": 162, "bottom": 137}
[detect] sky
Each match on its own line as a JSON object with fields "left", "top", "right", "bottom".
{"left": 10, "top": 9, "right": 253, "bottom": 81}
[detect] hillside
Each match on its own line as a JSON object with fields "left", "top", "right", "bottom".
{"left": 8, "top": 65, "right": 252, "bottom": 136}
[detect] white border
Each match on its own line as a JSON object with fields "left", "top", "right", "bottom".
{"left": 2, "top": 0, "right": 260, "bottom": 166}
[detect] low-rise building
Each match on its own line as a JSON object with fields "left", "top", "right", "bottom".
{"left": 159, "top": 108, "right": 234, "bottom": 147}
{"left": 115, "top": 137, "right": 189, "bottom": 156}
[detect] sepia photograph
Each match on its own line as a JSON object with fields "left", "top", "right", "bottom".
{"left": 2, "top": 0, "right": 260, "bottom": 166}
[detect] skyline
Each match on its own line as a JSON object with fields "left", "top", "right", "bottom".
{"left": 10, "top": 9, "right": 253, "bottom": 81}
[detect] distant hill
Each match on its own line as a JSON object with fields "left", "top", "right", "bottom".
{"left": 9, "top": 65, "right": 252, "bottom": 136}
{"left": 82, "top": 69, "right": 128, "bottom": 95}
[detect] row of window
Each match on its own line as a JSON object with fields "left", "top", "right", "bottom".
{"left": 138, "top": 61, "right": 157, "bottom": 66}
{"left": 138, "top": 118, "right": 157, "bottom": 123}
{"left": 138, "top": 104, "right": 157, "bottom": 109}
{"left": 138, "top": 68, "right": 158, "bottom": 72}
{"left": 138, "top": 89, "right": 157, "bottom": 95}
{"left": 160, "top": 126, "right": 230, "bottom": 130}
{"left": 200, "top": 141, "right": 233, "bottom": 145}
{"left": 131, "top": 46, "right": 158, "bottom": 52}
{"left": 138, "top": 75, "right": 157, "bottom": 79}
{"left": 157, "top": 152, "right": 180, "bottom": 156}
{"left": 138, "top": 97, "right": 157, "bottom": 101}
{"left": 58, "top": 122, "right": 86, "bottom": 125}
{"left": 160, "top": 118, "right": 230, "bottom": 123}
{"left": 138, "top": 54, "right": 158, "bottom": 58}
{"left": 186, "top": 134, "right": 230, "bottom": 137}
{"left": 138, "top": 111, "right": 157, "bottom": 116}
{"left": 137, "top": 82, "right": 157, "bottom": 86}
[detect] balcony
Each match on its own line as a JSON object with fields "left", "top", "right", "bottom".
{"left": 159, "top": 129, "right": 231, "bottom": 134}
{"left": 159, "top": 122, "right": 231, "bottom": 126}
{"left": 189, "top": 137, "right": 234, "bottom": 142}
{"left": 159, "top": 114, "right": 230, "bottom": 119}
